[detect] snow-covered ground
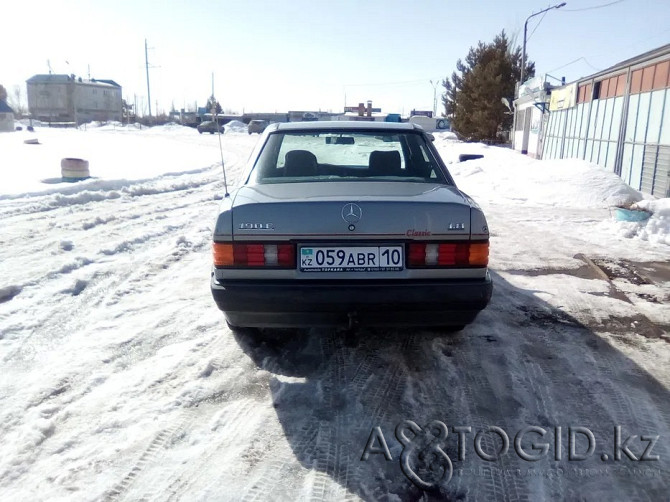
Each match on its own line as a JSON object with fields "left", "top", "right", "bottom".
{"left": 0, "top": 124, "right": 668, "bottom": 501}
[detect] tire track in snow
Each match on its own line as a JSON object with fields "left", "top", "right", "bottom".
{"left": 237, "top": 332, "right": 339, "bottom": 502}
{"left": 138, "top": 400, "right": 264, "bottom": 502}
{"left": 1, "top": 183, "right": 219, "bottom": 362}
{"left": 469, "top": 277, "right": 670, "bottom": 501}
{"left": 0, "top": 133, "right": 259, "bottom": 499}
{"left": 525, "top": 270, "right": 663, "bottom": 453}
{"left": 103, "top": 330, "right": 260, "bottom": 501}
{"left": 360, "top": 333, "right": 414, "bottom": 431}
{"left": 453, "top": 348, "right": 520, "bottom": 502}
{"left": 420, "top": 333, "right": 478, "bottom": 501}
{"left": 0, "top": 186, "right": 214, "bottom": 310}
{"left": 0, "top": 184, "right": 223, "bottom": 456}
{"left": 0, "top": 169, "right": 223, "bottom": 218}
{"left": 234, "top": 331, "right": 375, "bottom": 501}
{"left": 339, "top": 332, "right": 416, "bottom": 499}
{"left": 104, "top": 409, "right": 199, "bottom": 502}
{"left": 311, "top": 335, "right": 361, "bottom": 501}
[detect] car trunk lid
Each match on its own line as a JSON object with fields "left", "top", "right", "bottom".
{"left": 230, "top": 182, "right": 472, "bottom": 239}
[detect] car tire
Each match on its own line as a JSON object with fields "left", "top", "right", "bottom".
{"left": 198, "top": 130, "right": 202, "bottom": 134}
{"left": 61, "top": 158, "right": 90, "bottom": 179}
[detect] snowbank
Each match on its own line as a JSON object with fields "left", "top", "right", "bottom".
{"left": 433, "top": 135, "right": 667, "bottom": 246}
{"left": 0, "top": 124, "right": 242, "bottom": 198}
{"left": 615, "top": 198, "right": 670, "bottom": 245}
{"left": 1, "top": 125, "right": 667, "bottom": 246}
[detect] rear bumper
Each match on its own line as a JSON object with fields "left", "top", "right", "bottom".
{"left": 211, "top": 272, "right": 493, "bottom": 328}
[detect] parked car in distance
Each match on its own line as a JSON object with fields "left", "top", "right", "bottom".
{"left": 211, "top": 121, "right": 492, "bottom": 331}
{"left": 248, "top": 119, "right": 270, "bottom": 134}
{"left": 197, "top": 120, "right": 225, "bottom": 134}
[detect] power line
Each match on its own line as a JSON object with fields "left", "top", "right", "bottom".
{"left": 546, "top": 57, "right": 602, "bottom": 74}
{"left": 562, "top": 0, "right": 625, "bottom": 12}
{"left": 344, "top": 78, "right": 442, "bottom": 88}
{"left": 547, "top": 27, "right": 669, "bottom": 76}
{"left": 582, "top": 59, "right": 604, "bottom": 72}
{"left": 546, "top": 57, "right": 584, "bottom": 73}
{"left": 526, "top": 10, "right": 548, "bottom": 42}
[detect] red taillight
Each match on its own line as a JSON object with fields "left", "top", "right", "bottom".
{"left": 214, "top": 242, "right": 295, "bottom": 268}
{"left": 408, "top": 243, "right": 427, "bottom": 266}
{"left": 407, "top": 241, "right": 488, "bottom": 267}
{"left": 246, "top": 244, "right": 266, "bottom": 266}
{"left": 277, "top": 244, "right": 295, "bottom": 266}
{"left": 437, "top": 243, "right": 470, "bottom": 265}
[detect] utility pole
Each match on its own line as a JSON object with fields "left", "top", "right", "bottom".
{"left": 430, "top": 80, "right": 438, "bottom": 117}
{"left": 521, "top": 3, "right": 566, "bottom": 84}
{"left": 145, "top": 39, "right": 152, "bottom": 120}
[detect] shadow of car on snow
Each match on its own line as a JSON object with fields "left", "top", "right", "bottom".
{"left": 231, "top": 271, "right": 670, "bottom": 500}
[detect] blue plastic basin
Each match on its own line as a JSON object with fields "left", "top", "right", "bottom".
{"left": 615, "top": 208, "right": 651, "bottom": 222}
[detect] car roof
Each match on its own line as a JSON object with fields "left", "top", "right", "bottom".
{"left": 268, "top": 120, "right": 423, "bottom": 133}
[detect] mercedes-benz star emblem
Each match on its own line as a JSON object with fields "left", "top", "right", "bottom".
{"left": 341, "top": 203, "right": 362, "bottom": 224}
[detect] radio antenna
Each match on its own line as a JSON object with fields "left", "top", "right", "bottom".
{"left": 211, "top": 77, "right": 229, "bottom": 197}
{"left": 217, "top": 126, "right": 229, "bottom": 197}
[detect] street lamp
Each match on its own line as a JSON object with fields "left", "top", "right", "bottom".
{"left": 521, "top": 2, "right": 566, "bottom": 84}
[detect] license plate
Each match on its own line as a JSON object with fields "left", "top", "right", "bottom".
{"left": 299, "top": 246, "right": 404, "bottom": 272}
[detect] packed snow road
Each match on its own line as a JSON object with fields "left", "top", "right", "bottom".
{"left": 0, "top": 124, "right": 668, "bottom": 501}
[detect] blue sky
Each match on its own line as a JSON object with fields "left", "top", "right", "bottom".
{"left": 2, "top": 0, "right": 668, "bottom": 115}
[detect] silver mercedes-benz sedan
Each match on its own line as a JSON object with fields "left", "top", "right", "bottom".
{"left": 211, "top": 121, "right": 492, "bottom": 330}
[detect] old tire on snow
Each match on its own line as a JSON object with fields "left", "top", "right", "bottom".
{"left": 61, "top": 158, "right": 90, "bottom": 181}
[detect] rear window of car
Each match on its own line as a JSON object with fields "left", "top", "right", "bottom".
{"left": 249, "top": 130, "right": 449, "bottom": 184}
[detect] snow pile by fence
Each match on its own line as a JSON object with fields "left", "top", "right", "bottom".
{"left": 434, "top": 137, "right": 667, "bottom": 246}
